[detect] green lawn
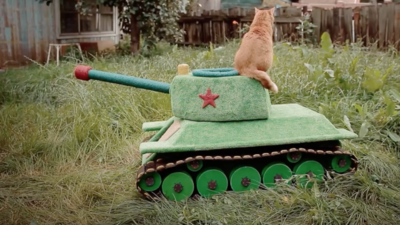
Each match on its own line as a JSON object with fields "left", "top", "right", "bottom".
{"left": 1, "top": 39, "right": 400, "bottom": 225}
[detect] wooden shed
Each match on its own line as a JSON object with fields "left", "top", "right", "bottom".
{"left": 0, "top": 0, "right": 120, "bottom": 68}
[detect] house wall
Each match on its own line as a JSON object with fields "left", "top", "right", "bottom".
{"left": 0, "top": 0, "right": 119, "bottom": 67}
{"left": 0, "top": 0, "right": 57, "bottom": 67}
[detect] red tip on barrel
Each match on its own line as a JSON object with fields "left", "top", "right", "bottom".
{"left": 74, "top": 65, "right": 92, "bottom": 80}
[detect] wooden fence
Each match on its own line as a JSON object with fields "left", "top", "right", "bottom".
{"left": 177, "top": 7, "right": 305, "bottom": 46}
{"left": 177, "top": 2, "right": 400, "bottom": 50}
{"left": 311, "top": 3, "right": 400, "bottom": 49}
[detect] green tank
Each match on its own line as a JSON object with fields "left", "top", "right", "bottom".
{"left": 74, "top": 64, "right": 358, "bottom": 201}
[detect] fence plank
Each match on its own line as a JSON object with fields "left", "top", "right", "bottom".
{"left": 368, "top": 6, "right": 378, "bottom": 45}
{"left": 360, "top": 6, "right": 369, "bottom": 45}
{"left": 378, "top": 4, "right": 387, "bottom": 48}
{"left": 395, "top": 4, "right": 400, "bottom": 49}
{"left": 311, "top": 7, "right": 322, "bottom": 43}
{"left": 321, "top": 8, "right": 327, "bottom": 35}
{"left": 326, "top": 8, "right": 334, "bottom": 39}
{"left": 344, "top": 8, "right": 353, "bottom": 43}
{"left": 339, "top": 8, "right": 346, "bottom": 44}
{"left": 332, "top": 8, "right": 339, "bottom": 43}
{"left": 353, "top": 7, "right": 361, "bottom": 42}
{"left": 386, "top": 3, "right": 395, "bottom": 46}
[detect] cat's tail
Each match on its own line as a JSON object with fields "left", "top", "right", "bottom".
{"left": 241, "top": 69, "right": 279, "bottom": 93}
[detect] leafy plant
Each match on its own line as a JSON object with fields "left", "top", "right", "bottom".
{"left": 237, "top": 23, "right": 250, "bottom": 36}
{"left": 362, "top": 66, "right": 392, "bottom": 93}
{"left": 296, "top": 14, "right": 317, "bottom": 44}
{"left": 303, "top": 63, "right": 333, "bottom": 83}
{"left": 320, "top": 32, "right": 334, "bottom": 60}
{"left": 386, "top": 130, "right": 400, "bottom": 142}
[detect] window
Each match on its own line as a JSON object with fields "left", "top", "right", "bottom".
{"left": 59, "top": 0, "right": 116, "bottom": 35}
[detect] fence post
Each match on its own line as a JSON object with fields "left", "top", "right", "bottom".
{"left": 378, "top": 3, "right": 388, "bottom": 49}
{"left": 394, "top": 3, "right": 400, "bottom": 50}
{"left": 311, "top": 7, "right": 322, "bottom": 44}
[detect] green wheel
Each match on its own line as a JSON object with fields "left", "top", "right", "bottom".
{"left": 294, "top": 160, "right": 324, "bottom": 188}
{"left": 331, "top": 155, "right": 352, "bottom": 173}
{"left": 196, "top": 168, "right": 228, "bottom": 198}
{"left": 138, "top": 172, "right": 162, "bottom": 192}
{"left": 287, "top": 152, "right": 302, "bottom": 163}
{"left": 229, "top": 166, "right": 261, "bottom": 192}
{"left": 187, "top": 160, "right": 203, "bottom": 172}
{"left": 162, "top": 172, "right": 194, "bottom": 201}
{"left": 262, "top": 163, "right": 292, "bottom": 187}
{"left": 293, "top": 162, "right": 301, "bottom": 174}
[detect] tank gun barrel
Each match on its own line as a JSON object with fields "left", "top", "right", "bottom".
{"left": 74, "top": 65, "right": 170, "bottom": 94}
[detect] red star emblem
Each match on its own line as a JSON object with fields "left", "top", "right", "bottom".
{"left": 199, "top": 88, "right": 219, "bottom": 108}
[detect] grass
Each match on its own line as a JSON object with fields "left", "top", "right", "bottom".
{"left": 1, "top": 38, "right": 400, "bottom": 225}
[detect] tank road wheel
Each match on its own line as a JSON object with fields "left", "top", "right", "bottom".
{"left": 229, "top": 166, "right": 261, "bottom": 192}
{"left": 196, "top": 168, "right": 228, "bottom": 198}
{"left": 162, "top": 172, "right": 194, "bottom": 201}
{"left": 186, "top": 160, "right": 203, "bottom": 172}
{"left": 287, "top": 152, "right": 302, "bottom": 163}
{"left": 262, "top": 163, "right": 292, "bottom": 188}
{"left": 294, "top": 160, "right": 325, "bottom": 188}
{"left": 138, "top": 172, "right": 162, "bottom": 192}
{"left": 331, "top": 155, "right": 352, "bottom": 173}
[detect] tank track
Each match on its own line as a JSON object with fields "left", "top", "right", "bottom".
{"left": 135, "top": 146, "right": 358, "bottom": 200}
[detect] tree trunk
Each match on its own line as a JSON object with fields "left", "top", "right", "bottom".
{"left": 130, "top": 13, "right": 140, "bottom": 54}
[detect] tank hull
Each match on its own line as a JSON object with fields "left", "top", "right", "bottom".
{"left": 136, "top": 103, "right": 358, "bottom": 200}
{"left": 140, "top": 103, "right": 357, "bottom": 163}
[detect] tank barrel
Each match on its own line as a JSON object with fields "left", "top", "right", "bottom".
{"left": 74, "top": 65, "right": 170, "bottom": 94}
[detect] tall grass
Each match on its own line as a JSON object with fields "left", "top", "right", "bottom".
{"left": 0, "top": 39, "right": 400, "bottom": 225}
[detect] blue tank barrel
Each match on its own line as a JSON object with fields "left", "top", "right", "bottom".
{"left": 74, "top": 65, "right": 170, "bottom": 94}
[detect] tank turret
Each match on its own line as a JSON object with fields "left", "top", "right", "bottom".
{"left": 75, "top": 64, "right": 272, "bottom": 122}
{"left": 74, "top": 64, "right": 358, "bottom": 201}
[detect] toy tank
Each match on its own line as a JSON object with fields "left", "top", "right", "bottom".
{"left": 74, "top": 64, "right": 358, "bottom": 201}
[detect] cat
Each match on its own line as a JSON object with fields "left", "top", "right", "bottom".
{"left": 234, "top": 7, "right": 278, "bottom": 93}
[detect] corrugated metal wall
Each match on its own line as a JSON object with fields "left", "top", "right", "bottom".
{"left": 0, "top": 0, "right": 56, "bottom": 67}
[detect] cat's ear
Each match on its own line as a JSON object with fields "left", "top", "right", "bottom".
{"left": 268, "top": 7, "right": 275, "bottom": 14}
{"left": 255, "top": 7, "right": 259, "bottom": 13}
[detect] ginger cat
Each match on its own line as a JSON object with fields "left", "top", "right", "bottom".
{"left": 234, "top": 7, "right": 278, "bottom": 93}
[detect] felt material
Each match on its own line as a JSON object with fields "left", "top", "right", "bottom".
{"left": 192, "top": 68, "right": 239, "bottom": 77}
{"left": 74, "top": 65, "right": 92, "bottom": 80}
{"left": 86, "top": 69, "right": 170, "bottom": 94}
{"left": 142, "top": 120, "right": 168, "bottom": 132}
{"left": 141, "top": 117, "right": 175, "bottom": 162}
{"left": 147, "top": 117, "right": 175, "bottom": 142}
{"left": 140, "top": 103, "right": 358, "bottom": 162}
{"left": 177, "top": 64, "right": 190, "bottom": 75}
{"left": 199, "top": 88, "right": 219, "bottom": 108}
{"left": 170, "top": 74, "right": 271, "bottom": 121}
{"left": 158, "top": 120, "right": 181, "bottom": 141}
